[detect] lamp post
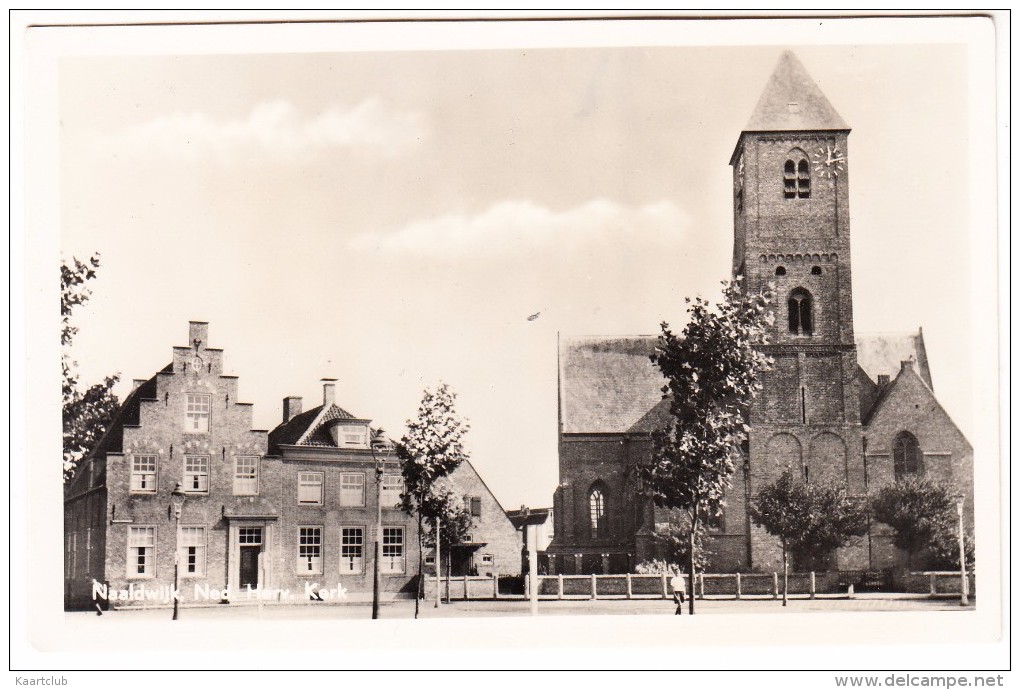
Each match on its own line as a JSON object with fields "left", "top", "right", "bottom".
{"left": 169, "top": 482, "right": 186, "bottom": 621}
{"left": 955, "top": 495, "right": 969, "bottom": 606}
{"left": 369, "top": 428, "right": 389, "bottom": 620}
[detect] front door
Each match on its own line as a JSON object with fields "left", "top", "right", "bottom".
{"left": 239, "top": 546, "right": 260, "bottom": 589}
{"left": 238, "top": 525, "right": 264, "bottom": 589}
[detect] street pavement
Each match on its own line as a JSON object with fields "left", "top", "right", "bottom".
{"left": 66, "top": 593, "right": 974, "bottom": 622}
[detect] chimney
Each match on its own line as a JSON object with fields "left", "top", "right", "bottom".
{"left": 876, "top": 374, "right": 890, "bottom": 387}
{"left": 189, "top": 321, "right": 209, "bottom": 350}
{"left": 322, "top": 378, "right": 337, "bottom": 406}
{"left": 132, "top": 378, "right": 147, "bottom": 391}
{"left": 283, "top": 396, "right": 303, "bottom": 423}
{"left": 900, "top": 359, "right": 914, "bottom": 373}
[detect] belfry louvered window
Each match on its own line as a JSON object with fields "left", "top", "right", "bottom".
{"left": 784, "top": 158, "right": 811, "bottom": 199}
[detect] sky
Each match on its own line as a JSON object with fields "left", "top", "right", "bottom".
{"left": 53, "top": 21, "right": 994, "bottom": 510}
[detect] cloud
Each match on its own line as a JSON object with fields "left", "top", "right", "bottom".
{"left": 350, "top": 199, "right": 691, "bottom": 259}
{"left": 113, "top": 98, "right": 427, "bottom": 161}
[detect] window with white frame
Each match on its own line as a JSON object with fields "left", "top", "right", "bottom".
{"left": 339, "top": 473, "right": 365, "bottom": 506}
{"left": 340, "top": 425, "right": 368, "bottom": 448}
{"left": 128, "top": 526, "right": 155, "bottom": 577}
{"left": 130, "top": 455, "right": 157, "bottom": 493}
{"left": 185, "top": 394, "right": 211, "bottom": 433}
{"left": 298, "top": 472, "right": 323, "bottom": 504}
{"left": 297, "top": 527, "right": 322, "bottom": 574}
{"left": 480, "top": 554, "right": 494, "bottom": 566}
{"left": 381, "top": 527, "right": 405, "bottom": 573}
{"left": 340, "top": 527, "right": 364, "bottom": 574}
{"left": 179, "top": 527, "right": 206, "bottom": 576}
{"left": 238, "top": 527, "right": 262, "bottom": 544}
{"left": 381, "top": 475, "right": 403, "bottom": 509}
{"left": 183, "top": 455, "right": 209, "bottom": 493}
{"left": 234, "top": 457, "right": 259, "bottom": 495}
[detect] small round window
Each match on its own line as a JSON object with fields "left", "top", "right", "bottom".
{"left": 775, "top": 266, "right": 787, "bottom": 276}
{"left": 811, "top": 266, "right": 822, "bottom": 275}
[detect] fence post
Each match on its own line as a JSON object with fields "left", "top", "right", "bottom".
{"left": 773, "top": 572, "right": 779, "bottom": 599}
{"left": 591, "top": 574, "right": 598, "bottom": 600}
{"left": 463, "top": 575, "right": 469, "bottom": 600}
{"left": 557, "top": 574, "right": 564, "bottom": 600}
{"left": 698, "top": 573, "right": 705, "bottom": 600}
{"left": 929, "top": 573, "right": 937, "bottom": 597}
{"left": 493, "top": 573, "right": 498, "bottom": 600}
{"left": 735, "top": 572, "right": 742, "bottom": 600}
{"left": 626, "top": 573, "right": 633, "bottom": 599}
{"left": 524, "top": 573, "right": 529, "bottom": 600}
{"left": 661, "top": 573, "right": 668, "bottom": 599}
{"left": 810, "top": 572, "right": 816, "bottom": 600}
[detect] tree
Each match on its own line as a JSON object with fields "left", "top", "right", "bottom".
{"left": 637, "top": 278, "right": 774, "bottom": 614}
{"left": 397, "top": 383, "right": 470, "bottom": 619}
{"left": 793, "top": 481, "right": 869, "bottom": 571}
{"left": 417, "top": 478, "right": 474, "bottom": 603}
{"left": 930, "top": 527, "right": 976, "bottom": 572}
{"left": 418, "top": 480, "right": 474, "bottom": 551}
{"left": 871, "top": 476, "right": 963, "bottom": 570}
{"left": 749, "top": 469, "right": 869, "bottom": 604}
{"left": 62, "top": 254, "right": 120, "bottom": 483}
{"left": 639, "top": 518, "right": 711, "bottom": 575}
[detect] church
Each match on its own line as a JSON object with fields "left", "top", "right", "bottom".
{"left": 547, "top": 52, "right": 973, "bottom": 577}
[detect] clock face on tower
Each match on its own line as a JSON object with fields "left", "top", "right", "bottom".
{"left": 813, "top": 144, "right": 846, "bottom": 179}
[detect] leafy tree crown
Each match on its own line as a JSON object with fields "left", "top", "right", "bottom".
{"left": 62, "top": 253, "right": 120, "bottom": 483}
{"left": 398, "top": 383, "right": 470, "bottom": 518}
{"left": 639, "top": 278, "right": 774, "bottom": 519}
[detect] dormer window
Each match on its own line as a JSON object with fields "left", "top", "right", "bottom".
{"left": 341, "top": 425, "right": 368, "bottom": 447}
{"left": 325, "top": 421, "right": 369, "bottom": 448}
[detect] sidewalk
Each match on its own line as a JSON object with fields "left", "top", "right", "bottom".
{"left": 67, "top": 591, "right": 974, "bottom": 621}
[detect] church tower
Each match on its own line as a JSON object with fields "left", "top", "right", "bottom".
{"left": 732, "top": 52, "right": 867, "bottom": 570}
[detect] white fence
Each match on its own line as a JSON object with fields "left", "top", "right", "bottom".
{"left": 428, "top": 570, "right": 973, "bottom": 601}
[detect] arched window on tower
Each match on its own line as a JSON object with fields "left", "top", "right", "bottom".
{"left": 588, "top": 485, "right": 606, "bottom": 540}
{"left": 783, "top": 156, "right": 811, "bottom": 199}
{"left": 893, "top": 431, "right": 922, "bottom": 480}
{"left": 788, "top": 288, "right": 814, "bottom": 336}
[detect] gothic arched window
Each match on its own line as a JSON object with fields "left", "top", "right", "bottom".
{"left": 588, "top": 485, "right": 606, "bottom": 540}
{"left": 788, "top": 288, "right": 814, "bottom": 336}
{"left": 893, "top": 431, "right": 922, "bottom": 480}
{"left": 783, "top": 156, "right": 811, "bottom": 199}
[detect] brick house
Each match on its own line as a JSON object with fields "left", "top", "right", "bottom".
{"left": 63, "top": 322, "right": 521, "bottom": 609}
{"left": 266, "top": 380, "right": 420, "bottom": 601}
{"left": 547, "top": 52, "right": 973, "bottom": 575}
{"left": 426, "top": 460, "right": 522, "bottom": 579}
{"left": 64, "top": 321, "right": 271, "bottom": 608}
{"left": 65, "top": 323, "right": 419, "bottom": 608}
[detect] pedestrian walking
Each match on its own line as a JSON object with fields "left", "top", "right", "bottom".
{"left": 670, "top": 571, "right": 686, "bottom": 615}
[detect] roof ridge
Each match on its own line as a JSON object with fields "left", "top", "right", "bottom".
{"left": 294, "top": 404, "right": 332, "bottom": 446}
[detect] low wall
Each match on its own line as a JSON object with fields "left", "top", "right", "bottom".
{"left": 419, "top": 570, "right": 974, "bottom": 601}
{"left": 901, "top": 571, "right": 976, "bottom": 596}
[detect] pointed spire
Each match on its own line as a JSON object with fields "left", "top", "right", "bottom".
{"left": 744, "top": 51, "right": 848, "bottom": 131}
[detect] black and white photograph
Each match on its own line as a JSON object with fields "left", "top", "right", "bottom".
{"left": 12, "top": 11, "right": 1007, "bottom": 681}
